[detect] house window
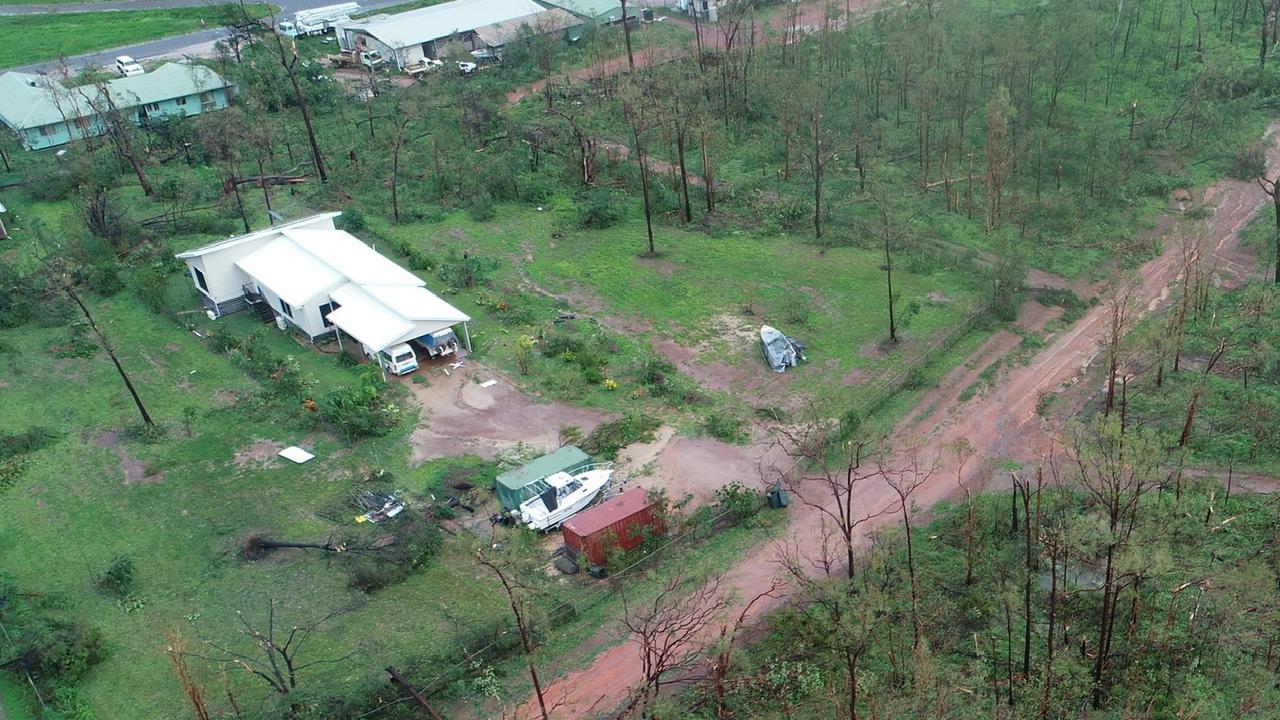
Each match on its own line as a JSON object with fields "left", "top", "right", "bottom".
{"left": 38, "top": 124, "right": 57, "bottom": 137}
{"left": 193, "top": 267, "right": 209, "bottom": 293}
{"left": 319, "top": 300, "right": 340, "bottom": 327}
{"left": 74, "top": 117, "right": 90, "bottom": 131}
{"left": 279, "top": 299, "right": 293, "bottom": 318}
{"left": 200, "top": 91, "right": 216, "bottom": 111}
{"left": 175, "top": 96, "right": 187, "bottom": 106}
{"left": 145, "top": 102, "right": 161, "bottom": 112}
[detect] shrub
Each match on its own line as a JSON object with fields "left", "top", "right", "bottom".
{"left": 577, "top": 189, "right": 622, "bottom": 229}
{"left": 715, "top": 481, "right": 761, "bottom": 525}
{"left": 701, "top": 412, "right": 746, "bottom": 443}
{"left": 635, "top": 356, "right": 677, "bottom": 396}
{"left": 318, "top": 369, "right": 402, "bottom": 440}
{"left": 9, "top": 617, "right": 108, "bottom": 687}
{"left": 581, "top": 414, "right": 660, "bottom": 460}
{"left": 438, "top": 251, "right": 497, "bottom": 289}
{"left": 336, "top": 208, "right": 367, "bottom": 232}
{"left": 1229, "top": 142, "right": 1267, "bottom": 180}
{"left": 467, "top": 191, "right": 496, "bottom": 221}
{"left": 0, "top": 427, "right": 61, "bottom": 460}
{"left": 133, "top": 265, "right": 171, "bottom": 315}
{"left": 94, "top": 555, "right": 136, "bottom": 598}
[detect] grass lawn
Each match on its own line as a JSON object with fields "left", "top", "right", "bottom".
{"left": 0, "top": 4, "right": 275, "bottom": 70}
{"left": 0, "top": 258, "right": 787, "bottom": 718}
{"left": 370, "top": 204, "right": 986, "bottom": 417}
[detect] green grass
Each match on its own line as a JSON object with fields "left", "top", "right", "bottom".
{"left": 0, "top": 675, "right": 37, "bottom": 720}
{"left": 0, "top": 4, "right": 275, "bottom": 70}
{"left": 371, "top": 205, "right": 985, "bottom": 416}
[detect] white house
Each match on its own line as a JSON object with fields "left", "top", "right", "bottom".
{"left": 336, "top": 0, "right": 578, "bottom": 69}
{"left": 176, "top": 213, "right": 471, "bottom": 363}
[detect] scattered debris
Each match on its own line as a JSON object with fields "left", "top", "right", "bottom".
{"left": 479, "top": 379, "right": 498, "bottom": 388}
{"left": 351, "top": 489, "right": 405, "bottom": 524}
{"left": 278, "top": 446, "right": 315, "bottom": 464}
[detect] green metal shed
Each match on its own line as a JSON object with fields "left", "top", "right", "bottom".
{"left": 495, "top": 446, "right": 591, "bottom": 511}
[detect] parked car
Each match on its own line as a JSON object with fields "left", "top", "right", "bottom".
{"left": 456, "top": 61, "right": 477, "bottom": 75}
{"left": 114, "top": 56, "right": 144, "bottom": 77}
{"left": 410, "top": 328, "right": 460, "bottom": 359}
{"left": 374, "top": 343, "right": 418, "bottom": 376}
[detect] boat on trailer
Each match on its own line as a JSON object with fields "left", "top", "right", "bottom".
{"left": 517, "top": 464, "right": 615, "bottom": 531}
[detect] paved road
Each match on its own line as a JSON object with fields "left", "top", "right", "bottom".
{"left": 5, "top": 0, "right": 412, "bottom": 74}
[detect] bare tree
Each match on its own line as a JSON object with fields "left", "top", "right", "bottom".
{"left": 165, "top": 631, "right": 210, "bottom": 720}
{"left": 476, "top": 549, "right": 551, "bottom": 720}
{"left": 192, "top": 599, "right": 356, "bottom": 698}
{"left": 1254, "top": 170, "right": 1280, "bottom": 283}
{"left": 878, "top": 445, "right": 937, "bottom": 650}
{"left": 707, "top": 581, "right": 781, "bottom": 719}
{"left": 621, "top": 88, "right": 658, "bottom": 256}
{"left": 1102, "top": 275, "right": 1142, "bottom": 416}
{"left": 773, "top": 411, "right": 892, "bottom": 583}
{"left": 945, "top": 437, "right": 984, "bottom": 586}
{"left": 622, "top": 573, "right": 728, "bottom": 716}
{"left": 268, "top": 18, "right": 328, "bottom": 183}
{"left": 1069, "top": 418, "right": 1163, "bottom": 708}
{"left": 33, "top": 233, "right": 155, "bottom": 428}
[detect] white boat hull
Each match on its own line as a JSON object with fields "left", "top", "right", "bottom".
{"left": 518, "top": 467, "right": 613, "bottom": 531}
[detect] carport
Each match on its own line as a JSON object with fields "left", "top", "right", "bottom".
{"left": 325, "top": 282, "right": 471, "bottom": 378}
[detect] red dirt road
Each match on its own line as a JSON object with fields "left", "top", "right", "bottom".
{"left": 506, "top": 1, "right": 877, "bottom": 105}
{"left": 507, "top": 123, "right": 1280, "bottom": 720}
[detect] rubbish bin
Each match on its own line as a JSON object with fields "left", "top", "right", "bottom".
{"left": 766, "top": 485, "right": 790, "bottom": 509}
{"left": 642, "top": 7, "right": 654, "bottom": 21}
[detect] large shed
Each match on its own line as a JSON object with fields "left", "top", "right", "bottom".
{"left": 495, "top": 446, "right": 591, "bottom": 511}
{"left": 336, "top": 0, "right": 572, "bottom": 69}
{"left": 561, "top": 487, "right": 663, "bottom": 567}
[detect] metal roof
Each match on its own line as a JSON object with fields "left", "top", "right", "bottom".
{"left": 473, "top": 8, "right": 580, "bottom": 47}
{"left": 496, "top": 446, "right": 591, "bottom": 492}
{"left": 339, "top": 0, "right": 549, "bottom": 48}
{"left": 538, "top": 0, "right": 635, "bottom": 23}
{"left": 0, "top": 64, "right": 229, "bottom": 131}
{"left": 177, "top": 214, "right": 470, "bottom": 354}
{"left": 562, "top": 487, "right": 652, "bottom": 537}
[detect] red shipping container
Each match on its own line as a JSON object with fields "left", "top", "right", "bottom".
{"left": 562, "top": 487, "right": 664, "bottom": 567}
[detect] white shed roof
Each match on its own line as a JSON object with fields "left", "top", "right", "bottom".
{"left": 284, "top": 229, "right": 423, "bottom": 287}
{"left": 235, "top": 237, "right": 346, "bottom": 306}
{"left": 328, "top": 283, "right": 418, "bottom": 353}
{"left": 341, "top": 0, "right": 548, "bottom": 48}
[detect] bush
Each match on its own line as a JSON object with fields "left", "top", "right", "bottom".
{"left": 133, "top": 265, "right": 171, "bottom": 315}
{"left": 581, "top": 414, "right": 660, "bottom": 460}
{"left": 318, "top": 368, "right": 402, "bottom": 440}
{"left": 94, "top": 555, "right": 136, "bottom": 598}
{"left": 438, "top": 251, "right": 497, "bottom": 289}
{"left": 1229, "top": 142, "right": 1267, "bottom": 180}
{"left": 635, "top": 356, "right": 677, "bottom": 396}
{"left": 715, "top": 481, "right": 761, "bottom": 525}
{"left": 701, "top": 412, "right": 746, "bottom": 443}
{"left": 336, "top": 208, "right": 367, "bottom": 232}
{"left": 467, "top": 191, "right": 496, "bottom": 221}
{"left": 9, "top": 617, "right": 108, "bottom": 688}
{"left": 577, "top": 189, "right": 622, "bottom": 229}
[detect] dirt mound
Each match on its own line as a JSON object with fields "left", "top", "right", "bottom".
{"left": 234, "top": 440, "right": 281, "bottom": 468}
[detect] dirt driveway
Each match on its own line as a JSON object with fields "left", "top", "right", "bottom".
{"left": 509, "top": 122, "right": 1280, "bottom": 720}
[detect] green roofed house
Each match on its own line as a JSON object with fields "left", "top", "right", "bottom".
{"left": 536, "top": 0, "right": 639, "bottom": 27}
{"left": 0, "top": 63, "right": 231, "bottom": 151}
{"left": 495, "top": 445, "right": 592, "bottom": 511}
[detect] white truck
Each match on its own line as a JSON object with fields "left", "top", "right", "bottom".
{"left": 371, "top": 343, "right": 419, "bottom": 377}
{"left": 277, "top": 3, "right": 360, "bottom": 38}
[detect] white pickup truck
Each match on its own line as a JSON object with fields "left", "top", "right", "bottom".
{"left": 277, "top": 2, "right": 360, "bottom": 37}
